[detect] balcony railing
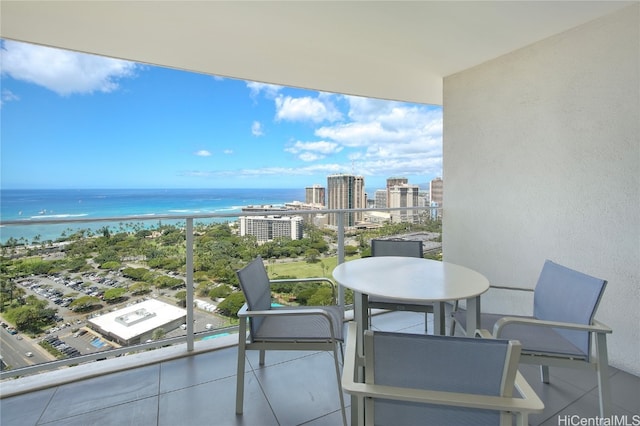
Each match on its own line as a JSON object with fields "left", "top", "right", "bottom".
{"left": 0, "top": 206, "right": 441, "bottom": 383}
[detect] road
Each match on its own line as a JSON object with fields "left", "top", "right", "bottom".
{"left": 0, "top": 326, "right": 54, "bottom": 370}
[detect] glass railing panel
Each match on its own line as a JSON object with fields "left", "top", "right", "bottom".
{"left": 0, "top": 206, "right": 440, "bottom": 380}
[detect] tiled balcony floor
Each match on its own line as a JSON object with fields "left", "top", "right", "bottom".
{"left": 1, "top": 311, "right": 638, "bottom": 425}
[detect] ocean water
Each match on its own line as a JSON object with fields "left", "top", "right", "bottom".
{"left": 0, "top": 188, "right": 304, "bottom": 244}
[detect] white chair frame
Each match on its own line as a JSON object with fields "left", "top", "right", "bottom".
{"left": 342, "top": 323, "right": 544, "bottom": 426}
{"left": 235, "top": 275, "right": 346, "bottom": 426}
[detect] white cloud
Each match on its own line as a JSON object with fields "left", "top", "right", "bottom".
{"left": 0, "top": 40, "right": 139, "bottom": 96}
{"left": 246, "top": 81, "right": 282, "bottom": 99}
{"left": 275, "top": 95, "right": 342, "bottom": 123}
{"left": 184, "top": 163, "right": 348, "bottom": 179}
{"left": 195, "top": 150, "right": 212, "bottom": 157}
{"left": 298, "top": 152, "right": 324, "bottom": 162}
{"left": 285, "top": 141, "right": 342, "bottom": 155}
{"left": 285, "top": 140, "right": 343, "bottom": 162}
{"left": 315, "top": 122, "right": 387, "bottom": 147}
{"left": 307, "top": 98, "right": 443, "bottom": 180}
{"left": 251, "top": 121, "right": 264, "bottom": 136}
{"left": 1, "top": 89, "right": 19, "bottom": 107}
{"left": 223, "top": 149, "right": 233, "bottom": 155}
{"left": 185, "top": 99, "right": 442, "bottom": 183}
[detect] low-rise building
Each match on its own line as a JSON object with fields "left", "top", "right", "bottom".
{"left": 88, "top": 299, "right": 186, "bottom": 346}
{"left": 239, "top": 215, "right": 303, "bottom": 243}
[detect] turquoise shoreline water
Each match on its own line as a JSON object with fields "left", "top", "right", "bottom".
{"left": 0, "top": 188, "right": 305, "bottom": 244}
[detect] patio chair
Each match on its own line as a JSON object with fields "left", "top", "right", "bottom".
{"left": 235, "top": 256, "right": 346, "bottom": 425}
{"left": 368, "top": 239, "right": 432, "bottom": 330}
{"left": 341, "top": 322, "right": 544, "bottom": 426}
{"left": 451, "top": 259, "right": 612, "bottom": 417}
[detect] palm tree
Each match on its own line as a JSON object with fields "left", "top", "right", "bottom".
{"left": 151, "top": 328, "right": 166, "bottom": 340}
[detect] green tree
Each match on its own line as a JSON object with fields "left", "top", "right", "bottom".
{"left": 216, "top": 292, "right": 245, "bottom": 318}
{"left": 175, "top": 290, "right": 187, "bottom": 307}
{"left": 307, "top": 287, "right": 334, "bottom": 305}
{"left": 208, "top": 284, "right": 232, "bottom": 300}
{"left": 103, "top": 288, "right": 127, "bottom": 304}
{"left": 100, "top": 261, "right": 121, "bottom": 270}
{"left": 69, "top": 296, "right": 101, "bottom": 312}
{"left": 304, "top": 248, "right": 321, "bottom": 263}
{"left": 151, "top": 327, "right": 166, "bottom": 340}
{"left": 129, "top": 282, "right": 151, "bottom": 295}
{"left": 344, "top": 245, "right": 359, "bottom": 256}
{"left": 122, "top": 267, "right": 150, "bottom": 281}
{"left": 154, "top": 275, "right": 184, "bottom": 289}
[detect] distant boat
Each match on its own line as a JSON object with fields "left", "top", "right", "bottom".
{"left": 39, "top": 209, "right": 46, "bottom": 215}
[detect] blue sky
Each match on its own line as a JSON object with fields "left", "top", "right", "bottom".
{"left": 1, "top": 39, "right": 442, "bottom": 191}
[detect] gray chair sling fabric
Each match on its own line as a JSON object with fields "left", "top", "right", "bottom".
{"left": 451, "top": 259, "right": 612, "bottom": 417}
{"left": 235, "top": 256, "right": 347, "bottom": 425}
{"left": 341, "top": 323, "right": 544, "bottom": 426}
{"left": 368, "top": 239, "right": 433, "bottom": 331}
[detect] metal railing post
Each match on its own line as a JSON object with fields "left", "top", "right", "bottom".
{"left": 186, "top": 218, "right": 194, "bottom": 351}
{"left": 337, "top": 212, "right": 345, "bottom": 308}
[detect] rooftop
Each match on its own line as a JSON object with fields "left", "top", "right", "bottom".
{"left": 89, "top": 299, "right": 186, "bottom": 343}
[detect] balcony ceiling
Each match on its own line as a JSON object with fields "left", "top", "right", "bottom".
{"left": 0, "top": 1, "right": 632, "bottom": 105}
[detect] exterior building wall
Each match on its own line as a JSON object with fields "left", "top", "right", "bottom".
{"left": 239, "top": 215, "right": 303, "bottom": 243}
{"left": 442, "top": 4, "right": 639, "bottom": 375}
{"left": 429, "top": 177, "right": 443, "bottom": 206}
{"left": 388, "top": 184, "right": 420, "bottom": 223}
{"left": 327, "top": 174, "right": 365, "bottom": 226}
{"left": 305, "top": 185, "right": 325, "bottom": 205}
{"left": 374, "top": 189, "right": 387, "bottom": 209}
{"left": 386, "top": 177, "right": 408, "bottom": 207}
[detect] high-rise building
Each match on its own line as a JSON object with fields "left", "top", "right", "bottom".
{"left": 386, "top": 177, "right": 408, "bottom": 207}
{"left": 374, "top": 189, "right": 387, "bottom": 209}
{"left": 239, "top": 215, "right": 303, "bottom": 243}
{"left": 429, "top": 177, "right": 443, "bottom": 206}
{"left": 327, "top": 174, "right": 365, "bottom": 226}
{"left": 305, "top": 184, "right": 325, "bottom": 206}
{"left": 429, "top": 177, "right": 443, "bottom": 219}
{"left": 388, "top": 183, "right": 420, "bottom": 223}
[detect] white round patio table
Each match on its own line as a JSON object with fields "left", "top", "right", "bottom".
{"left": 333, "top": 256, "right": 490, "bottom": 335}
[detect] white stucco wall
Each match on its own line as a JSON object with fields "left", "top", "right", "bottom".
{"left": 443, "top": 4, "right": 639, "bottom": 375}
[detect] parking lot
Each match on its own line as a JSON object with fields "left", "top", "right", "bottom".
{"left": 6, "top": 273, "right": 232, "bottom": 366}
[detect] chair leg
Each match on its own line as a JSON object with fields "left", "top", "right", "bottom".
{"left": 259, "top": 349, "right": 266, "bottom": 366}
{"left": 540, "top": 365, "right": 550, "bottom": 383}
{"left": 236, "top": 319, "right": 247, "bottom": 415}
{"left": 332, "top": 344, "right": 347, "bottom": 426}
{"left": 595, "top": 332, "right": 612, "bottom": 418}
{"left": 514, "top": 412, "right": 528, "bottom": 426}
{"left": 448, "top": 301, "right": 458, "bottom": 336}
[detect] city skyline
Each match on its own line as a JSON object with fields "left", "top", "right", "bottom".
{"left": 0, "top": 39, "right": 443, "bottom": 190}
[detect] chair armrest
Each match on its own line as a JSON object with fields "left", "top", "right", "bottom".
{"left": 494, "top": 317, "right": 612, "bottom": 337}
{"left": 341, "top": 323, "right": 543, "bottom": 415}
{"left": 238, "top": 305, "right": 334, "bottom": 320}
{"left": 238, "top": 306, "right": 338, "bottom": 336}
{"left": 269, "top": 277, "right": 336, "bottom": 288}
{"left": 342, "top": 322, "right": 360, "bottom": 392}
{"left": 489, "top": 285, "right": 534, "bottom": 293}
{"left": 344, "top": 381, "right": 544, "bottom": 414}
{"left": 451, "top": 286, "right": 533, "bottom": 311}
{"left": 475, "top": 329, "right": 494, "bottom": 338}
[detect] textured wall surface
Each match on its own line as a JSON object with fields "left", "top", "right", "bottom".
{"left": 443, "top": 4, "right": 639, "bottom": 375}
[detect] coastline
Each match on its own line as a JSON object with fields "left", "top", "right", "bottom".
{"left": 0, "top": 188, "right": 305, "bottom": 245}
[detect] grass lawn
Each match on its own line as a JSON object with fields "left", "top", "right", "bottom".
{"left": 264, "top": 255, "right": 360, "bottom": 279}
